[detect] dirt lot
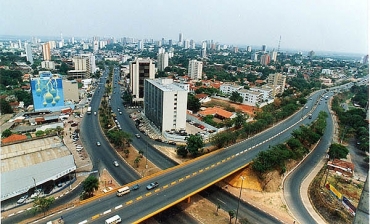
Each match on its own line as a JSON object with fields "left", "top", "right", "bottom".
{"left": 203, "top": 98, "right": 259, "bottom": 117}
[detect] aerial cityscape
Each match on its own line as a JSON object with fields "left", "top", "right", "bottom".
{"left": 1, "top": 0, "right": 369, "bottom": 224}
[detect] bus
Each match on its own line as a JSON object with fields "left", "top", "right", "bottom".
{"left": 105, "top": 215, "right": 121, "bottom": 224}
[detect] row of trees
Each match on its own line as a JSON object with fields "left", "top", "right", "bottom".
{"left": 252, "top": 111, "right": 328, "bottom": 175}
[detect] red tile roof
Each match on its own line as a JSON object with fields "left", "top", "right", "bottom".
{"left": 198, "top": 107, "right": 233, "bottom": 119}
{"left": 1, "top": 134, "right": 28, "bottom": 144}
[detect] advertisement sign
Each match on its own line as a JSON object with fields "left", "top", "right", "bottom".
{"left": 31, "top": 72, "right": 65, "bottom": 112}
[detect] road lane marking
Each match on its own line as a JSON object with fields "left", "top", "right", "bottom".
{"left": 115, "top": 205, "right": 123, "bottom": 209}
{"left": 179, "top": 178, "right": 184, "bottom": 181}
{"left": 171, "top": 181, "right": 176, "bottom": 185}
{"left": 155, "top": 189, "right": 160, "bottom": 192}
{"left": 17, "top": 210, "right": 24, "bottom": 214}
{"left": 78, "top": 220, "right": 88, "bottom": 224}
{"left": 136, "top": 196, "right": 143, "bottom": 200}
{"left": 163, "top": 185, "right": 169, "bottom": 189}
{"left": 146, "top": 192, "right": 152, "bottom": 196}
{"left": 205, "top": 166, "right": 209, "bottom": 170}
{"left": 126, "top": 200, "right": 133, "bottom": 205}
{"left": 92, "top": 214, "right": 99, "bottom": 220}
{"left": 103, "top": 209, "right": 111, "bottom": 214}
{"left": 186, "top": 175, "right": 190, "bottom": 178}
{"left": 193, "top": 172, "right": 197, "bottom": 175}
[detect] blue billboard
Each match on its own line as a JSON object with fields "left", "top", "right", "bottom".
{"left": 31, "top": 72, "right": 65, "bottom": 112}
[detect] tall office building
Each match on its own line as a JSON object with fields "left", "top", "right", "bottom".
{"left": 25, "top": 43, "right": 33, "bottom": 64}
{"left": 190, "top": 40, "right": 195, "bottom": 49}
{"left": 246, "top": 46, "right": 252, "bottom": 52}
{"left": 93, "top": 40, "right": 99, "bottom": 52}
{"left": 260, "top": 54, "right": 271, "bottom": 65}
{"left": 144, "top": 78, "right": 187, "bottom": 133}
{"left": 262, "top": 45, "right": 267, "bottom": 52}
{"left": 188, "top": 60, "right": 203, "bottom": 80}
{"left": 72, "top": 54, "right": 96, "bottom": 78}
{"left": 267, "top": 73, "right": 286, "bottom": 96}
{"left": 201, "top": 48, "right": 207, "bottom": 58}
{"left": 129, "top": 58, "right": 155, "bottom": 102}
{"left": 251, "top": 52, "right": 258, "bottom": 61}
{"left": 42, "top": 42, "right": 51, "bottom": 61}
{"left": 168, "top": 39, "right": 173, "bottom": 47}
{"left": 179, "top": 33, "right": 183, "bottom": 45}
{"left": 157, "top": 52, "right": 169, "bottom": 71}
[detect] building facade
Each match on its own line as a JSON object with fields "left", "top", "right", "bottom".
{"left": 157, "top": 52, "right": 169, "bottom": 71}
{"left": 42, "top": 42, "right": 51, "bottom": 61}
{"left": 130, "top": 58, "right": 155, "bottom": 102}
{"left": 144, "top": 78, "right": 187, "bottom": 133}
{"left": 25, "top": 43, "right": 33, "bottom": 64}
{"left": 188, "top": 60, "right": 203, "bottom": 80}
{"left": 267, "top": 73, "right": 286, "bottom": 96}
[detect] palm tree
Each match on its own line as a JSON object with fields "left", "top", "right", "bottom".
{"left": 123, "top": 149, "right": 130, "bottom": 158}
{"left": 139, "top": 150, "right": 144, "bottom": 158}
{"left": 134, "top": 156, "right": 141, "bottom": 168}
{"left": 82, "top": 176, "right": 99, "bottom": 198}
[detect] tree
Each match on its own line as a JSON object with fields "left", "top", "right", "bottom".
{"left": 229, "top": 91, "right": 243, "bottom": 103}
{"left": 328, "top": 143, "right": 349, "bottom": 160}
{"left": 139, "top": 150, "right": 144, "bottom": 158}
{"left": 0, "top": 99, "right": 13, "bottom": 114}
{"left": 82, "top": 175, "right": 99, "bottom": 198}
{"left": 187, "top": 94, "right": 201, "bottom": 113}
{"left": 2, "top": 129, "right": 12, "bottom": 138}
{"left": 32, "top": 196, "right": 55, "bottom": 216}
{"left": 134, "top": 156, "right": 141, "bottom": 168}
{"left": 176, "top": 145, "right": 188, "bottom": 158}
{"left": 186, "top": 134, "right": 204, "bottom": 157}
{"left": 233, "top": 112, "right": 246, "bottom": 129}
{"left": 123, "top": 149, "right": 130, "bottom": 158}
{"left": 228, "top": 210, "right": 235, "bottom": 223}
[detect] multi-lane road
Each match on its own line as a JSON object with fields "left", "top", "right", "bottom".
{"left": 44, "top": 77, "right": 331, "bottom": 223}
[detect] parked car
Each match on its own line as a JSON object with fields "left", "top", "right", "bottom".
{"left": 96, "top": 141, "right": 101, "bottom": 146}
{"left": 146, "top": 182, "right": 159, "bottom": 190}
{"left": 17, "top": 195, "right": 28, "bottom": 204}
{"left": 135, "top": 134, "right": 141, "bottom": 138}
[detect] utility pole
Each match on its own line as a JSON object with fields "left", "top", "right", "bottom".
{"left": 235, "top": 176, "right": 245, "bottom": 224}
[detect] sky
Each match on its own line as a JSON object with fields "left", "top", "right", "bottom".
{"left": 1, "top": 0, "right": 369, "bottom": 54}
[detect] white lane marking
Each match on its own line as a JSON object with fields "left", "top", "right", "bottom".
{"left": 103, "top": 209, "right": 111, "bottom": 214}
{"left": 115, "top": 205, "right": 123, "bottom": 209}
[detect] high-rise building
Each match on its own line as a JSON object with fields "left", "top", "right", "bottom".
{"left": 42, "top": 42, "right": 51, "bottom": 61}
{"left": 144, "top": 78, "right": 187, "bottom": 133}
{"left": 93, "top": 40, "right": 99, "bottom": 52}
{"left": 179, "top": 33, "right": 183, "bottom": 45}
{"left": 270, "top": 51, "right": 278, "bottom": 62}
{"left": 130, "top": 58, "right": 155, "bottom": 102}
{"left": 157, "top": 52, "right": 169, "bottom": 72}
{"left": 188, "top": 60, "right": 203, "bottom": 80}
{"left": 246, "top": 46, "right": 252, "bottom": 52}
{"left": 308, "top": 50, "right": 315, "bottom": 58}
{"left": 168, "top": 39, "right": 173, "bottom": 47}
{"left": 25, "top": 43, "right": 33, "bottom": 64}
{"left": 251, "top": 52, "right": 258, "bottom": 61}
{"left": 72, "top": 54, "right": 96, "bottom": 78}
{"left": 184, "top": 39, "right": 190, "bottom": 49}
{"left": 267, "top": 73, "right": 286, "bottom": 96}
{"left": 260, "top": 54, "right": 271, "bottom": 65}
{"left": 262, "top": 45, "right": 267, "bottom": 52}
{"left": 138, "top": 40, "right": 144, "bottom": 50}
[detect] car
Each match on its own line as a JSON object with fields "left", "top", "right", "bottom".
{"left": 154, "top": 138, "right": 162, "bottom": 142}
{"left": 113, "top": 161, "right": 119, "bottom": 167}
{"left": 305, "top": 106, "right": 308, "bottom": 109}
{"left": 146, "top": 182, "right": 159, "bottom": 190}
{"left": 135, "top": 134, "right": 141, "bottom": 138}
{"left": 131, "top": 184, "right": 140, "bottom": 190}
{"left": 119, "top": 111, "right": 122, "bottom": 115}
{"left": 168, "top": 141, "right": 176, "bottom": 146}
{"left": 57, "top": 182, "right": 63, "bottom": 187}
{"left": 94, "top": 111, "right": 97, "bottom": 115}
{"left": 96, "top": 141, "right": 101, "bottom": 146}
{"left": 17, "top": 195, "right": 28, "bottom": 204}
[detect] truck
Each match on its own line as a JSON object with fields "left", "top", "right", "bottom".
{"left": 87, "top": 106, "right": 92, "bottom": 114}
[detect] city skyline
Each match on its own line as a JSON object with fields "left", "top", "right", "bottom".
{"left": 1, "top": 0, "right": 368, "bottom": 54}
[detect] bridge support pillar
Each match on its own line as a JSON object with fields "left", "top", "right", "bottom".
{"left": 187, "top": 196, "right": 191, "bottom": 203}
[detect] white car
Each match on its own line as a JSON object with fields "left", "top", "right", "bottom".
{"left": 96, "top": 141, "right": 101, "bottom": 146}
{"left": 113, "top": 161, "right": 119, "bottom": 167}
{"left": 17, "top": 195, "right": 28, "bottom": 204}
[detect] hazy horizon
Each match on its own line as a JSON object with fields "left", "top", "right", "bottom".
{"left": 1, "top": 0, "right": 368, "bottom": 55}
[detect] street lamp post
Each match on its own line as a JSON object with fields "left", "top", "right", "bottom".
{"left": 235, "top": 176, "right": 245, "bottom": 224}
{"left": 145, "top": 142, "right": 148, "bottom": 169}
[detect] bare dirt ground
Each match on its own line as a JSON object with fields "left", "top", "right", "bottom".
{"left": 203, "top": 98, "right": 259, "bottom": 117}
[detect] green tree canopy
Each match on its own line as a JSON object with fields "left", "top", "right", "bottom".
{"left": 229, "top": 91, "right": 243, "bottom": 103}
{"left": 32, "top": 196, "right": 55, "bottom": 216}
{"left": 2, "top": 129, "right": 12, "bottom": 138}
{"left": 176, "top": 145, "right": 188, "bottom": 158}
{"left": 186, "top": 134, "right": 204, "bottom": 157}
{"left": 328, "top": 143, "right": 349, "bottom": 160}
{"left": 82, "top": 175, "right": 99, "bottom": 198}
{"left": 0, "top": 99, "right": 13, "bottom": 114}
{"left": 187, "top": 94, "right": 201, "bottom": 113}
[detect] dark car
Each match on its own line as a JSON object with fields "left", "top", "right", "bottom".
{"left": 146, "top": 182, "right": 159, "bottom": 190}
{"left": 131, "top": 184, "right": 140, "bottom": 190}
